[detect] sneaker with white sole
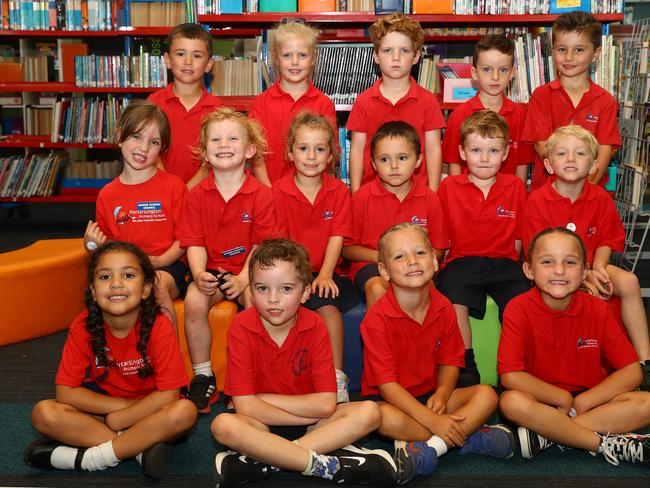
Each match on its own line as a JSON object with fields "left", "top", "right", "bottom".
{"left": 460, "top": 424, "right": 515, "bottom": 459}
{"left": 517, "top": 427, "right": 556, "bottom": 459}
{"left": 393, "top": 440, "right": 438, "bottom": 485}
{"left": 330, "top": 444, "right": 397, "bottom": 487}
{"left": 598, "top": 433, "right": 650, "bottom": 466}
{"left": 335, "top": 369, "right": 350, "bottom": 403}
{"left": 187, "top": 373, "right": 218, "bottom": 414}
{"left": 214, "top": 450, "right": 271, "bottom": 488}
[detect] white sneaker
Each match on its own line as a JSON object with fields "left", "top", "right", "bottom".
{"left": 335, "top": 369, "right": 350, "bottom": 403}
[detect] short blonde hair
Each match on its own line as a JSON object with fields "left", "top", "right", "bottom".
{"left": 460, "top": 110, "right": 509, "bottom": 148}
{"left": 286, "top": 111, "right": 339, "bottom": 170}
{"left": 378, "top": 222, "right": 433, "bottom": 264}
{"left": 195, "top": 107, "right": 267, "bottom": 169}
{"left": 369, "top": 12, "right": 424, "bottom": 53}
{"left": 270, "top": 20, "right": 320, "bottom": 75}
{"left": 546, "top": 125, "right": 598, "bottom": 160}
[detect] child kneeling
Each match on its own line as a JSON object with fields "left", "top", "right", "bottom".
{"left": 211, "top": 239, "right": 398, "bottom": 487}
{"left": 361, "top": 223, "right": 515, "bottom": 484}
{"left": 499, "top": 228, "right": 650, "bottom": 465}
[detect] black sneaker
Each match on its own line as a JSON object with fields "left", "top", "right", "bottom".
{"left": 640, "top": 361, "right": 650, "bottom": 392}
{"left": 331, "top": 445, "right": 397, "bottom": 487}
{"left": 214, "top": 450, "right": 272, "bottom": 488}
{"left": 188, "top": 373, "right": 218, "bottom": 414}
{"left": 599, "top": 433, "right": 650, "bottom": 466}
{"left": 24, "top": 438, "right": 64, "bottom": 470}
{"left": 139, "top": 442, "right": 171, "bottom": 479}
{"left": 517, "top": 427, "right": 556, "bottom": 459}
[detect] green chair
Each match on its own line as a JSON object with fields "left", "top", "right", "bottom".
{"left": 468, "top": 295, "right": 501, "bottom": 386}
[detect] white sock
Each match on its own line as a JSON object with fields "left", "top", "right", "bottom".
{"left": 192, "top": 361, "right": 213, "bottom": 377}
{"left": 80, "top": 440, "right": 120, "bottom": 471}
{"left": 426, "top": 435, "right": 448, "bottom": 457}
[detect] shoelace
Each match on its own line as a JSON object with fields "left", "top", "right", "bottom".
{"left": 537, "top": 435, "right": 555, "bottom": 451}
{"left": 599, "top": 434, "right": 643, "bottom": 466}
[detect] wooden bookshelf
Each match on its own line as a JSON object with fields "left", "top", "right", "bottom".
{"left": 0, "top": 189, "right": 100, "bottom": 203}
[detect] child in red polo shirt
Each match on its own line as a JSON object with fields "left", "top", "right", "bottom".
{"left": 342, "top": 121, "right": 449, "bottom": 310}
{"left": 522, "top": 125, "right": 650, "bottom": 390}
{"left": 442, "top": 35, "right": 532, "bottom": 182}
{"left": 181, "top": 107, "right": 277, "bottom": 413}
{"left": 249, "top": 20, "right": 336, "bottom": 187}
{"left": 437, "top": 110, "right": 529, "bottom": 387}
{"left": 83, "top": 101, "right": 187, "bottom": 329}
{"left": 211, "top": 239, "right": 399, "bottom": 487}
{"left": 361, "top": 223, "right": 514, "bottom": 484}
{"left": 273, "top": 111, "right": 359, "bottom": 403}
{"left": 148, "top": 23, "right": 222, "bottom": 187}
{"left": 347, "top": 12, "right": 446, "bottom": 192}
{"left": 521, "top": 12, "right": 620, "bottom": 190}
{"left": 498, "top": 228, "right": 650, "bottom": 465}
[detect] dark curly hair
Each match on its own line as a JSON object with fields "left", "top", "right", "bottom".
{"left": 85, "top": 241, "right": 160, "bottom": 381}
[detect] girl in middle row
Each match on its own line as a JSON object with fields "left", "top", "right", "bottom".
{"left": 273, "top": 111, "right": 360, "bottom": 403}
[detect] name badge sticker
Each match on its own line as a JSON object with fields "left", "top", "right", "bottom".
{"left": 222, "top": 246, "right": 247, "bottom": 258}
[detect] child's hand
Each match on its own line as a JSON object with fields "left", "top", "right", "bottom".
{"left": 312, "top": 274, "right": 339, "bottom": 299}
{"left": 197, "top": 271, "right": 219, "bottom": 296}
{"left": 426, "top": 391, "right": 448, "bottom": 414}
{"left": 586, "top": 268, "right": 613, "bottom": 299}
{"left": 83, "top": 220, "right": 106, "bottom": 251}
{"left": 219, "top": 268, "right": 247, "bottom": 300}
{"left": 429, "top": 413, "right": 466, "bottom": 447}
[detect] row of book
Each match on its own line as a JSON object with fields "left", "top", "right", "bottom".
{"left": 63, "top": 158, "right": 121, "bottom": 179}
{"left": 210, "top": 57, "right": 260, "bottom": 96}
{"left": 454, "top": 0, "right": 622, "bottom": 15}
{"left": 24, "top": 106, "right": 53, "bottom": 135}
{"left": 337, "top": 127, "right": 351, "bottom": 189}
{"left": 74, "top": 54, "right": 168, "bottom": 88}
{"left": 50, "top": 95, "right": 129, "bottom": 144}
{"left": 0, "top": 153, "right": 66, "bottom": 198}
{"left": 1, "top": 0, "right": 116, "bottom": 31}
{"left": 129, "top": 0, "right": 187, "bottom": 27}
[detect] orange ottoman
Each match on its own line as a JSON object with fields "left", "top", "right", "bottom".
{"left": 0, "top": 239, "right": 87, "bottom": 346}
{"left": 175, "top": 300, "right": 238, "bottom": 391}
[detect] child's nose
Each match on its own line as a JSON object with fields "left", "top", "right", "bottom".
{"left": 491, "top": 70, "right": 500, "bottom": 80}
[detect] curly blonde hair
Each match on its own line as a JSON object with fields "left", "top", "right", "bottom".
{"left": 546, "top": 125, "right": 598, "bottom": 160}
{"left": 270, "top": 20, "right": 320, "bottom": 76}
{"left": 195, "top": 107, "right": 267, "bottom": 169}
{"left": 285, "top": 111, "right": 339, "bottom": 171}
{"left": 369, "top": 12, "right": 424, "bottom": 53}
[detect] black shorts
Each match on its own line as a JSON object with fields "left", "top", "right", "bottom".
{"left": 159, "top": 260, "right": 189, "bottom": 298}
{"left": 303, "top": 272, "right": 360, "bottom": 314}
{"left": 436, "top": 257, "right": 530, "bottom": 320}
{"left": 269, "top": 424, "right": 309, "bottom": 440}
{"left": 353, "top": 263, "right": 381, "bottom": 293}
{"left": 363, "top": 390, "right": 434, "bottom": 405}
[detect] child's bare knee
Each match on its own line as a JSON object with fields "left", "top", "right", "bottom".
{"left": 355, "top": 400, "right": 382, "bottom": 429}
{"left": 165, "top": 399, "right": 198, "bottom": 433}
{"left": 499, "top": 390, "right": 531, "bottom": 421}
{"left": 211, "top": 413, "right": 240, "bottom": 445}
{"left": 474, "top": 384, "right": 498, "bottom": 407}
{"left": 617, "top": 269, "right": 640, "bottom": 296}
{"left": 31, "top": 399, "right": 61, "bottom": 432}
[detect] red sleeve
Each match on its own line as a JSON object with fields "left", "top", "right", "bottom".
{"left": 180, "top": 188, "right": 206, "bottom": 248}
{"left": 599, "top": 305, "right": 639, "bottom": 370}
{"left": 360, "top": 311, "right": 399, "bottom": 387}
{"left": 423, "top": 93, "right": 446, "bottom": 131}
{"left": 346, "top": 190, "right": 365, "bottom": 246}
{"left": 435, "top": 300, "right": 466, "bottom": 368}
{"left": 521, "top": 86, "right": 553, "bottom": 144}
{"left": 497, "top": 298, "right": 529, "bottom": 376}
{"left": 329, "top": 184, "right": 353, "bottom": 238}
{"left": 95, "top": 189, "right": 114, "bottom": 240}
{"left": 521, "top": 192, "right": 546, "bottom": 259}
{"left": 309, "top": 319, "right": 337, "bottom": 393}
{"left": 148, "top": 315, "right": 189, "bottom": 391}
{"left": 224, "top": 317, "right": 257, "bottom": 396}
{"left": 271, "top": 186, "right": 290, "bottom": 237}
{"left": 251, "top": 186, "right": 278, "bottom": 244}
{"left": 171, "top": 179, "right": 187, "bottom": 242}
{"left": 426, "top": 191, "right": 450, "bottom": 251}
{"left": 594, "top": 192, "right": 625, "bottom": 252}
{"left": 513, "top": 179, "right": 527, "bottom": 241}
{"left": 511, "top": 104, "right": 534, "bottom": 165}
{"left": 595, "top": 95, "right": 622, "bottom": 148}
{"left": 55, "top": 313, "right": 93, "bottom": 387}
{"left": 248, "top": 93, "right": 264, "bottom": 124}
{"left": 441, "top": 109, "right": 463, "bottom": 165}
{"left": 346, "top": 90, "right": 369, "bottom": 133}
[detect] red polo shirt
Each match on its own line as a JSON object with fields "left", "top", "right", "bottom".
{"left": 441, "top": 94, "right": 533, "bottom": 174}
{"left": 249, "top": 81, "right": 336, "bottom": 184}
{"left": 361, "top": 284, "right": 465, "bottom": 397}
{"left": 522, "top": 177, "right": 625, "bottom": 266}
{"left": 148, "top": 83, "right": 223, "bottom": 183}
{"left": 346, "top": 177, "right": 450, "bottom": 280}
{"left": 180, "top": 171, "right": 277, "bottom": 273}
{"left": 498, "top": 287, "right": 638, "bottom": 392}
{"left": 346, "top": 77, "right": 446, "bottom": 188}
{"left": 521, "top": 79, "right": 621, "bottom": 190}
{"left": 438, "top": 173, "right": 526, "bottom": 264}
{"left": 273, "top": 172, "right": 352, "bottom": 272}
{"left": 95, "top": 170, "right": 186, "bottom": 257}
{"left": 224, "top": 306, "right": 337, "bottom": 396}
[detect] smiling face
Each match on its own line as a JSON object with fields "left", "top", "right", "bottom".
{"left": 276, "top": 35, "right": 315, "bottom": 87}
{"left": 204, "top": 120, "right": 256, "bottom": 174}
{"left": 472, "top": 48, "right": 514, "bottom": 97}
{"left": 251, "top": 260, "right": 311, "bottom": 331}
{"left": 460, "top": 132, "right": 509, "bottom": 182}
{"left": 91, "top": 250, "right": 151, "bottom": 326}
{"left": 379, "top": 226, "right": 437, "bottom": 290}
{"left": 524, "top": 232, "right": 586, "bottom": 311}
{"left": 373, "top": 31, "right": 420, "bottom": 80}
{"left": 289, "top": 127, "right": 332, "bottom": 178}
{"left": 544, "top": 133, "right": 596, "bottom": 183}
{"left": 552, "top": 30, "right": 599, "bottom": 79}
{"left": 372, "top": 135, "right": 422, "bottom": 193}
{"left": 119, "top": 121, "right": 162, "bottom": 176}
{"left": 164, "top": 36, "right": 213, "bottom": 85}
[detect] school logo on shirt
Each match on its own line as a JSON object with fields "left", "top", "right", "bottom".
{"left": 322, "top": 210, "right": 334, "bottom": 220}
{"left": 585, "top": 113, "right": 599, "bottom": 123}
{"left": 113, "top": 202, "right": 167, "bottom": 225}
{"left": 496, "top": 206, "right": 516, "bottom": 219}
{"left": 113, "top": 206, "right": 132, "bottom": 225}
{"left": 411, "top": 216, "right": 428, "bottom": 226}
{"left": 435, "top": 338, "right": 441, "bottom": 351}
{"left": 587, "top": 226, "right": 597, "bottom": 237}
{"left": 291, "top": 348, "right": 309, "bottom": 376}
{"left": 577, "top": 337, "right": 599, "bottom": 349}
{"left": 241, "top": 212, "right": 252, "bottom": 223}
{"left": 511, "top": 140, "right": 518, "bottom": 150}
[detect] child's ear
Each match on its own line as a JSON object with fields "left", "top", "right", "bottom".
{"left": 415, "top": 152, "right": 423, "bottom": 169}
{"left": 371, "top": 158, "right": 378, "bottom": 172}
{"left": 245, "top": 144, "right": 258, "bottom": 160}
{"left": 378, "top": 262, "right": 390, "bottom": 282}
{"left": 592, "top": 46, "right": 601, "bottom": 64}
{"left": 142, "top": 282, "right": 153, "bottom": 300}
{"left": 470, "top": 65, "right": 478, "bottom": 81}
{"left": 163, "top": 52, "right": 171, "bottom": 70}
{"left": 412, "top": 48, "right": 421, "bottom": 65}
{"left": 543, "top": 158, "right": 555, "bottom": 175}
{"left": 372, "top": 50, "right": 379, "bottom": 65}
{"left": 301, "top": 284, "right": 312, "bottom": 303}
{"left": 522, "top": 261, "right": 534, "bottom": 281}
{"left": 90, "top": 284, "right": 96, "bottom": 301}
{"left": 587, "top": 159, "right": 598, "bottom": 175}
{"left": 204, "top": 54, "right": 214, "bottom": 73}
{"left": 459, "top": 145, "right": 467, "bottom": 162}
{"left": 502, "top": 144, "right": 510, "bottom": 162}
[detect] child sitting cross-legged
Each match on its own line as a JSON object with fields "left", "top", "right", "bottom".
{"left": 211, "top": 238, "right": 400, "bottom": 487}
{"left": 361, "top": 223, "right": 515, "bottom": 485}
{"left": 499, "top": 227, "right": 650, "bottom": 466}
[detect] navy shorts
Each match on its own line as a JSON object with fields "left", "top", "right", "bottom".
{"left": 303, "top": 272, "right": 360, "bottom": 314}
{"left": 353, "top": 263, "right": 381, "bottom": 293}
{"left": 270, "top": 424, "right": 309, "bottom": 440}
{"left": 159, "top": 259, "right": 189, "bottom": 298}
{"left": 363, "top": 390, "right": 434, "bottom": 405}
{"left": 436, "top": 256, "right": 530, "bottom": 320}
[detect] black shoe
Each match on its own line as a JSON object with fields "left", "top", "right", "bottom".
{"left": 457, "top": 365, "right": 481, "bottom": 387}
{"left": 139, "top": 442, "right": 171, "bottom": 479}
{"left": 640, "top": 361, "right": 650, "bottom": 392}
{"left": 24, "top": 438, "right": 64, "bottom": 470}
{"left": 214, "top": 450, "right": 272, "bottom": 488}
{"left": 331, "top": 445, "right": 397, "bottom": 487}
{"left": 188, "top": 373, "right": 218, "bottom": 414}
{"left": 599, "top": 433, "right": 650, "bottom": 466}
{"left": 517, "top": 427, "right": 556, "bottom": 459}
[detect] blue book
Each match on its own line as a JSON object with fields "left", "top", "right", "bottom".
{"left": 549, "top": 0, "right": 590, "bottom": 14}
{"left": 374, "top": 0, "right": 404, "bottom": 14}
{"left": 220, "top": 0, "right": 244, "bottom": 13}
